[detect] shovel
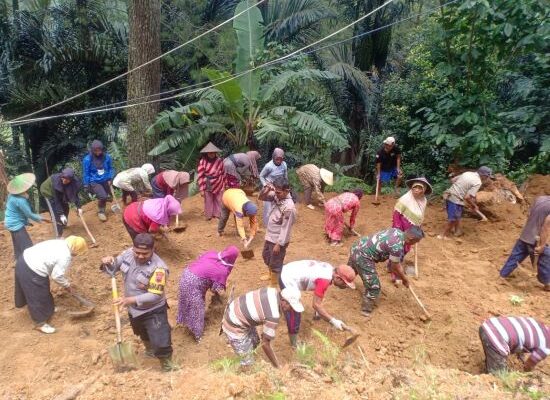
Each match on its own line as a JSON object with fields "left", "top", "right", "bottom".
{"left": 67, "top": 292, "right": 95, "bottom": 318}
{"left": 372, "top": 177, "right": 381, "bottom": 205}
{"left": 77, "top": 212, "right": 99, "bottom": 248}
{"left": 109, "top": 185, "right": 122, "bottom": 214}
{"left": 44, "top": 198, "right": 60, "bottom": 238}
{"left": 172, "top": 214, "right": 187, "bottom": 233}
{"left": 104, "top": 263, "right": 137, "bottom": 371}
{"left": 341, "top": 323, "right": 360, "bottom": 348}
{"left": 475, "top": 209, "right": 488, "bottom": 222}
{"left": 240, "top": 237, "right": 254, "bottom": 259}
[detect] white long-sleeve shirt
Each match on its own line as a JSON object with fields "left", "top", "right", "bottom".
{"left": 23, "top": 240, "right": 72, "bottom": 287}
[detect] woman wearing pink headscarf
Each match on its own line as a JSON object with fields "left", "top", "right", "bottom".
{"left": 122, "top": 195, "right": 181, "bottom": 239}
{"left": 151, "top": 170, "right": 191, "bottom": 201}
{"left": 176, "top": 246, "right": 239, "bottom": 341}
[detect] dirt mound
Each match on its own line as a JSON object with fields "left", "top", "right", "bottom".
{"left": 0, "top": 186, "right": 549, "bottom": 399}
{"left": 525, "top": 174, "right": 550, "bottom": 200}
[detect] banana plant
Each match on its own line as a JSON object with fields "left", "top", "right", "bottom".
{"left": 148, "top": 0, "right": 348, "bottom": 156}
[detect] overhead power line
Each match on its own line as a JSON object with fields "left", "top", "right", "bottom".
{"left": 7, "top": 0, "right": 458, "bottom": 126}
{"left": 6, "top": 0, "right": 268, "bottom": 123}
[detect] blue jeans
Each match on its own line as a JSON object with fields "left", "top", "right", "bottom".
{"left": 500, "top": 240, "right": 550, "bottom": 284}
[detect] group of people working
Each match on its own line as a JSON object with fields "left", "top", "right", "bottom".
{"left": 3, "top": 137, "right": 549, "bottom": 375}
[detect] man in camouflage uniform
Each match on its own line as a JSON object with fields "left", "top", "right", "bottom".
{"left": 348, "top": 226, "right": 424, "bottom": 317}
{"left": 101, "top": 233, "right": 178, "bottom": 372}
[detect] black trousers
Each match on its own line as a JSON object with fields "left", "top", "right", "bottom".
{"left": 10, "top": 228, "right": 33, "bottom": 261}
{"left": 15, "top": 257, "right": 54, "bottom": 324}
{"left": 122, "top": 219, "right": 140, "bottom": 240}
{"left": 262, "top": 240, "right": 288, "bottom": 273}
{"left": 129, "top": 305, "right": 172, "bottom": 359}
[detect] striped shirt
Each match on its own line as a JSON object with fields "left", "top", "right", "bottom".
{"left": 222, "top": 287, "right": 280, "bottom": 340}
{"left": 197, "top": 156, "right": 225, "bottom": 194}
{"left": 481, "top": 316, "right": 550, "bottom": 366}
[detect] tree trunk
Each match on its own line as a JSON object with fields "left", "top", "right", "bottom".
{"left": 126, "top": 0, "right": 161, "bottom": 165}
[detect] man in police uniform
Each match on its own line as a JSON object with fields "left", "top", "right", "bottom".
{"left": 101, "top": 233, "right": 178, "bottom": 372}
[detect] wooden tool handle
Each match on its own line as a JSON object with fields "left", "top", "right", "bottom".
{"left": 408, "top": 286, "right": 431, "bottom": 318}
{"left": 414, "top": 243, "right": 419, "bottom": 278}
{"left": 111, "top": 276, "right": 122, "bottom": 344}
{"left": 78, "top": 214, "right": 97, "bottom": 244}
{"left": 375, "top": 177, "right": 380, "bottom": 201}
{"left": 476, "top": 209, "right": 488, "bottom": 221}
{"left": 176, "top": 214, "right": 179, "bottom": 227}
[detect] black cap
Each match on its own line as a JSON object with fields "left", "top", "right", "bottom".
{"left": 133, "top": 233, "right": 154, "bottom": 249}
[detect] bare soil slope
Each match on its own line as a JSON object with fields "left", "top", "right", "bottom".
{"left": 0, "top": 182, "right": 549, "bottom": 399}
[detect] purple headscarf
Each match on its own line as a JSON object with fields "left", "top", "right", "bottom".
{"left": 188, "top": 245, "right": 239, "bottom": 286}
{"left": 142, "top": 194, "right": 181, "bottom": 225}
{"left": 90, "top": 140, "right": 105, "bottom": 169}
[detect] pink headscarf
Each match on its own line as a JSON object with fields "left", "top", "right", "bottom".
{"left": 162, "top": 170, "right": 190, "bottom": 200}
{"left": 142, "top": 195, "right": 181, "bottom": 225}
{"left": 188, "top": 245, "right": 239, "bottom": 286}
{"left": 246, "top": 151, "right": 260, "bottom": 178}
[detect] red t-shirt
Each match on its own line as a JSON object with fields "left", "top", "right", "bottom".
{"left": 313, "top": 278, "right": 331, "bottom": 298}
{"left": 123, "top": 201, "right": 160, "bottom": 233}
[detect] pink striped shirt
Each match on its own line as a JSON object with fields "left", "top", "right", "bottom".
{"left": 481, "top": 316, "right": 550, "bottom": 366}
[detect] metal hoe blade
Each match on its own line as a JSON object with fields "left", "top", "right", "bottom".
{"left": 241, "top": 249, "right": 254, "bottom": 259}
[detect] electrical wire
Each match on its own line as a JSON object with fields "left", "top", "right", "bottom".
{"left": 6, "top": 0, "right": 267, "bottom": 123}
{"left": 7, "top": 0, "right": 457, "bottom": 126}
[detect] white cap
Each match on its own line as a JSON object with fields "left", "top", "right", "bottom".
{"left": 141, "top": 163, "right": 155, "bottom": 175}
{"left": 383, "top": 136, "right": 396, "bottom": 145}
{"left": 280, "top": 287, "right": 304, "bottom": 313}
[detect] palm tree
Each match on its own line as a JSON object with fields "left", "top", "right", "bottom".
{"left": 148, "top": 0, "right": 348, "bottom": 156}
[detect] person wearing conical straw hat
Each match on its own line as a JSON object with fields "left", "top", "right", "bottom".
{"left": 3, "top": 173, "right": 43, "bottom": 260}
{"left": 15, "top": 236, "right": 87, "bottom": 333}
{"left": 197, "top": 142, "right": 225, "bottom": 220}
{"left": 295, "top": 164, "right": 333, "bottom": 210}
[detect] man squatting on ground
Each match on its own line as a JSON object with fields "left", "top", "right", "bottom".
{"left": 101, "top": 233, "right": 178, "bottom": 372}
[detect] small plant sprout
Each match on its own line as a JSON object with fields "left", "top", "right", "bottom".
{"left": 509, "top": 295, "right": 524, "bottom": 306}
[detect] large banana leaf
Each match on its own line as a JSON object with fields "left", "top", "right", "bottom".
{"left": 203, "top": 68, "right": 244, "bottom": 113}
{"left": 233, "top": 0, "right": 264, "bottom": 101}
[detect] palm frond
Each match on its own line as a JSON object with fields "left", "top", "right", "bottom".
{"left": 149, "top": 122, "right": 226, "bottom": 156}
{"left": 261, "top": 69, "right": 341, "bottom": 102}
{"left": 289, "top": 110, "right": 348, "bottom": 150}
{"left": 265, "top": 0, "right": 337, "bottom": 43}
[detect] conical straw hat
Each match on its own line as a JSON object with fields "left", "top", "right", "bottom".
{"left": 7, "top": 173, "right": 36, "bottom": 195}
{"left": 200, "top": 142, "right": 222, "bottom": 153}
{"left": 320, "top": 168, "right": 334, "bottom": 186}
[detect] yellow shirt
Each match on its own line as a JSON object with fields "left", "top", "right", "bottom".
{"left": 222, "top": 189, "right": 258, "bottom": 239}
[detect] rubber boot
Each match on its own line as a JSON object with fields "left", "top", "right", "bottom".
{"left": 289, "top": 334, "right": 298, "bottom": 348}
{"left": 361, "top": 295, "right": 375, "bottom": 317}
{"left": 159, "top": 356, "right": 180, "bottom": 372}
{"left": 142, "top": 340, "right": 155, "bottom": 358}
{"left": 269, "top": 271, "right": 279, "bottom": 288}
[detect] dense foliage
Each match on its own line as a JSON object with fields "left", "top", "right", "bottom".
{"left": 0, "top": 0, "right": 548, "bottom": 194}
